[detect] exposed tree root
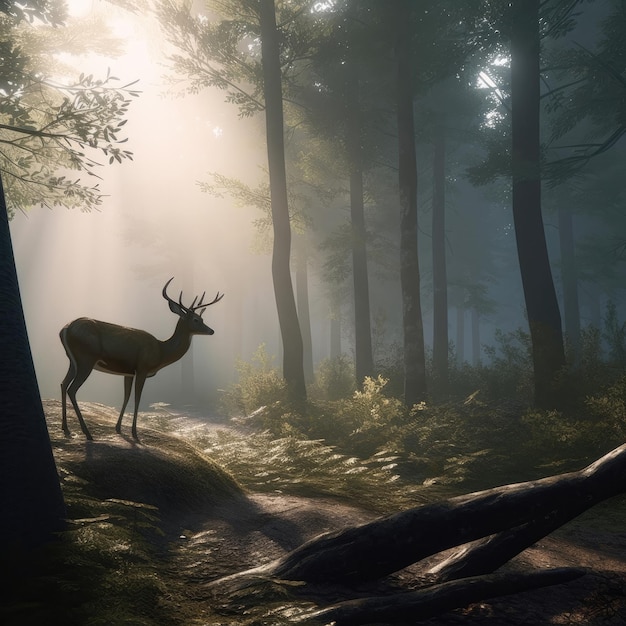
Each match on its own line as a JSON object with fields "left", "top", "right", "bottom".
{"left": 300, "top": 568, "right": 586, "bottom": 625}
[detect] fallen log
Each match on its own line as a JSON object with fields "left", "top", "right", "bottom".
{"left": 269, "top": 443, "right": 626, "bottom": 584}
{"left": 207, "top": 444, "right": 626, "bottom": 623}
{"left": 426, "top": 496, "right": 592, "bottom": 583}
{"left": 299, "top": 567, "right": 586, "bottom": 625}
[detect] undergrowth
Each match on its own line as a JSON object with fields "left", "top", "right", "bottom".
{"left": 221, "top": 325, "right": 626, "bottom": 491}
{"left": 182, "top": 428, "right": 422, "bottom": 512}
{"left": 2, "top": 486, "right": 172, "bottom": 626}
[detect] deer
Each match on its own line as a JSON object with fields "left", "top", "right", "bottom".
{"left": 60, "top": 277, "right": 224, "bottom": 441}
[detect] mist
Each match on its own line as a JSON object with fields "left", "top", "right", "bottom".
{"left": 9, "top": 3, "right": 292, "bottom": 410}
{"left": 8, "top": 1, "right": 623, "bottom": 416}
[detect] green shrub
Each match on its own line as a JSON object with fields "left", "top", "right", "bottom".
{"left": 310, "top": 355, "right": 356, "bottom": 401}
{"left": 519, "top": 375, "right": 626, "bottom": 465}
{"left": 389, "top": 395, "right": 531, "bottom": 487}
{"left": 521, "top": 409, "right": 593, "bottom": 458}
{"left": 252, "top": 375, "right": 407, "bottom": 456}
{"left": 220, "top": 344, "right": 288, "bottom": 418}
{"left": 325, "top": 376, "right": 406, "bottom": 456}
{"left": 603, "top": 301, "right": 626, "bottom": 366}
{"left": 481, "top": 327, "right": 534, "bottom": 401}
{"left": 584, "top": 374, "right": 626, "bottom": 444}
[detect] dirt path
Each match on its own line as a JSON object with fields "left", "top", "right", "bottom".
{"left": 46, "top": 400, "right": 626, "bottom": 624}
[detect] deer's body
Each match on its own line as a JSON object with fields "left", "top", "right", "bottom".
{"left": 60, "top": 278, "right": 223, "bottom": 440}
{"left": 61, "top": 318, "right": 191, "bottom": 378}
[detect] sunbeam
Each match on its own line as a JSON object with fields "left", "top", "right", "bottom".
{"left": 10, "top": 1, "right": 277, "bottom": 411}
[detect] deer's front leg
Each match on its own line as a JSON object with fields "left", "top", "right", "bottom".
{"left": 131, "top": 373, "right": 147, "bottom": 440}
{"left": 116, "top": 376, "right": 134, "bottom": 434}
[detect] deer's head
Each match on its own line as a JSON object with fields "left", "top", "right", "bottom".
{"left": 162, "top": 277, "right": 224, "bottom": 335}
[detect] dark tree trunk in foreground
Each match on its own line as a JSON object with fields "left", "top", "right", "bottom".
{"left": 210, "top": 443, "right": 626, "bottom": 625}
{"left": 259, "top": 0, "right": 306, "bottom": 403}
{"left": 432, "top": 125, "right": 448, "bottom": 397}
{"left": 510, "top": 0, "right": 565, "bottom": 408}
{"left": 346, "top": 69, "right": 374, "bottom": 385}
{"left": 396, "top": 0, "right": 426, "bottom": 406}
{"left": 558, "top": 206, "right": 581, "bottom": 364}
{"left": 0, "top": 174, "right": 66, "bottom": 550}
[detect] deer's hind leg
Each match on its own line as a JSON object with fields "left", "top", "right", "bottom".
{"left": 65, "top": 361, "right": 96, "bottom": 441}
{"left": 60, "top": 362, "right": 76, "bottom": 436}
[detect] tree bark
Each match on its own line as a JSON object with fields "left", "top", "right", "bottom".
{"left": 396, "top": 0, "right": 427, "bottom": 406}
{"left": 558, "top": 205, "right": 581, "bottom": 364}
{"left": 258, "top": 0, "right": 306, "bottom": 403}
{"left": 427, "top": 491, "right": 593, "bottom": 583}
{"left": 432, "top": 125, "right": 448, "bottom": 396}
{"left": 304, "top": 568, "right": 585, "bottom": 626}
{"left": 345, "top": 69, "right": 374, "bottom": 385}
{"left": 330, "top": 298, "right": 341, "bottom": 360}
{"left": 456, "top": 304, "right": 465, "bottom": 366}
{"left": 471, "top": 307, "right": 480, "bottom": 366}
{"left": 295, "top": 233, "right": 314, "bottom": 384}
{"left": 510, "top": 0, "right": 565, "bottom": 408}
{"left": 0, "top": 173, "right": 66, "bottom": 551}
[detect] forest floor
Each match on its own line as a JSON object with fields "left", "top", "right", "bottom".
{"left": 44, "top": 400, "right": 626, "bottom": 625}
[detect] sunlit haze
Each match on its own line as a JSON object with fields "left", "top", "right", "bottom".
{"left": 9, "top": 2, "right": 302, "bottom": 408}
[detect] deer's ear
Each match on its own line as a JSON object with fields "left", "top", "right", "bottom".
{"left": 168, "top": 301, "right": 186, "bottom": 316}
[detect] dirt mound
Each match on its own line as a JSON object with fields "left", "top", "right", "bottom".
{"left": 45, "top": 399, "right": 242, "bottom": 517}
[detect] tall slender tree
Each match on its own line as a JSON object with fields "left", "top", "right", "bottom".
{"left": 510, "top": 0, "right": 565, "bottom": 407}
{"left": 345, "top": 65, "right": 374, "bottom": 384}
{"left": 155, "top": 0, "right": 307, "bottom": 401}
{"left": 558, "top": 205, "right": 581, "bottom": 362}
{"left": 395, "top": 0, "right": 426, "bottom": 406}
{"left": 432, "top": 122, "right": 448, "bottom": 396}
{"left": 295, "top": 233, "right": 314, "bottom": 383}
{"left": 258, "top": 0, "right": 306, "bottom": 402}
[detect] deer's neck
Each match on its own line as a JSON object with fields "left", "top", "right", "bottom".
{"left": 160, "top": 319, "right": 192, "bottom": 367}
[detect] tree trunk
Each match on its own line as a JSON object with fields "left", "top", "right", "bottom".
{"left": 306, "top": 568, "right": 584, "bottom": 626}
{"left": 471, "top": 307, "right": 480, "bottom": 366}
{"left": 432, "top": 125, "right": 448, "bottom": 396}
{"left": 456, "top": 304, "right": 465, "bottom": 366}
{"left": 295, "top": 233, "right": 314, "bottom": 384}
{"left": 396, "top": 0, "right": 426, "bottom": 406}
{"left": 258, "top": 0, "right": 306, "bottom": 403}
{"left": 0, "top": 174, "right": 66, "bottom": 551}
{"left": 558, "top": 205, "right": 581, "bottom": 364}
{"left": 180, "top": 263, "right": 196, "bottom": 401}
{"left": 343, "top": 66, "right": 374, "bottom": 385}
{"left": 510, "top": 0, "right": 565, "bottom": 408}
{"left": 330, "top": 297, "right": 341, "bottom": 360}
{"left": 585, "top": 280, "right": 602, "bottom": 329}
